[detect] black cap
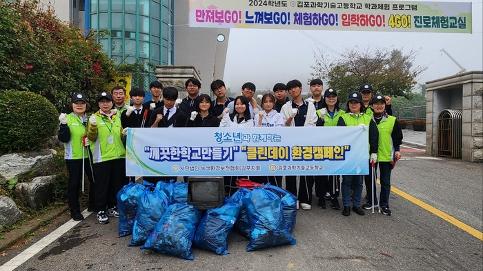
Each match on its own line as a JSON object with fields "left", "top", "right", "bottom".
{"left": 71, "top": 93, "right": 87, "bottom": 103}
{"left": 347, "top": 91, "right": 362, "bottom": 103}
{"left": 371, "top": 94, "right": 385, "bottom": 104}
{"left": 324, "top": 88, "right": 337, "bottom": 98}
{"left": 359, "top": 84, "right": 373, "bottom": 93}
{"left": 162, "top": 87, "right": 178, "bottom": 100}
{"left": 96, "top": 91, "right": 112, "bottom": 102}
{"left": 309, "top": 78, "right": 323, "bottom": 86}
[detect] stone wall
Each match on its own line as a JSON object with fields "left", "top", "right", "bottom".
{"left": 462, "top": 82, "right": 483, "bottom": 162}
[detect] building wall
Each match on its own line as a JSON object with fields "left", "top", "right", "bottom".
{"left": 173, "top": 0, "right": 229, "bottom": 94}
{"left": 39, "top": 0, "right": 72, "bottom": 23}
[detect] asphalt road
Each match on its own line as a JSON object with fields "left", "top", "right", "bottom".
{"left": 3, "top": 145, "right": 482, "bottom": 271}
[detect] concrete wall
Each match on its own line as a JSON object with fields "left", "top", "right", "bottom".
{"left": 173, "top": 0, "right": 230, "bottom": 95}
{"left": 39, "top": 0, "right": 72, "bottom": 24}
{"left": 462, "top": 82, "right": 483, "bottom": 161}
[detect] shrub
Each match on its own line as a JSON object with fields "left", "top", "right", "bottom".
{"left": 0, "top": 90, "right": 58, "bottom": 153}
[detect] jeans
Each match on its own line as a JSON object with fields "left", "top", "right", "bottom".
{"left": 342, "top": 175, "right": 363, "bottom": 208}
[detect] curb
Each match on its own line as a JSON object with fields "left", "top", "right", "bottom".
{"left": 402, "top": 140, "right": 426, "bottom": 149}
{"left": 0, "top": 205, "right": 68, "bottom": 252}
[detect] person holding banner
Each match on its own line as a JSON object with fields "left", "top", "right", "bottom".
{"left": 143, "top": 80, "right": 164, "bottom": 110}
{"left": 58, "top": 93, "right": 95, "bottom": 221}
{"left": 226, "top": 82, "right": 260, "bottom": 119}
{"left": 337, "top": 91, "right": 378, "bottom": 216}
{"left": 362, "top": 94, "right": 402, "bottom": 216}
{"left": 210, "top": 79, "right": 234, "bottom": 119}
{"left": 252, "top": 93, "right": 284, "bottom": 186}
{"left": 281, "top": 79, "right": 317, "bottom": 210}
{"left": 87, "top": 91, "right": 126, "bottom": 224}
{"left": 313, "top": 88, "right": 344, "bottom": 210}
{"left": 186, "top": 94, "right": 220, "bottom": 127}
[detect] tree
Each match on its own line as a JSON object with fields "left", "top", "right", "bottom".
{"left": 0, "top": 0, "right": 115, "bottom": 112}
{"left": 310, "top": 48, "right": 425, "bottom": 102}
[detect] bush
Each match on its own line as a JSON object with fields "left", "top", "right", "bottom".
{"left": 412, "top": 119, "right": 426, "bottom": 131}
{"left": 0, "top": 90, "right": 58, "bottom": 153}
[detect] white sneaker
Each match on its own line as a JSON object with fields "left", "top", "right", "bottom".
{"left": 296, "top": 200, "right": 300, "bottom": 210}
{"left": 107, "top": 207, "right": 119, "bottom": 218}
{"left": 97, "top": 211, "right": 109, "bottom": 224}
{"left": 300, "top": 203, "right": 312, "bottom": 210}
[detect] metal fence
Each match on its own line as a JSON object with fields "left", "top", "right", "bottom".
{"left": 437, "top": 109, "right": 462, "bottom": 159}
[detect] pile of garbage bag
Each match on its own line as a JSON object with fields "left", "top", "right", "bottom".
{"left": 116, "top": 180, "right": 297, "bottom": 260}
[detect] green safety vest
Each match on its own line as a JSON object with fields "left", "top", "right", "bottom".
{"left": 115, "top": 104, "right": 129, "bottom": 117}
{"left": 364, "top": 106, "right": 374, "bottom": 118}
{"left": 341, "top": 112, "right": 372, "bottom": 127}
{"left": 89, "top": 112, "right": 125, "bottom": 163}
{"left": 377, "top": 115, "right": 396, "bottom": 162}
{"left": 317, "top": 109, "right": 345, "bottom": 127}
{"left": 64, "top": 113, "right": 87, "bottom": 160}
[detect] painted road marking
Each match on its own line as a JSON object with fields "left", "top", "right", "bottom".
{"left": 390, "top": 184, "right": 483, "bottom": 241}
{"left": 0, "top": 209, "right": 92, "bottom": 271}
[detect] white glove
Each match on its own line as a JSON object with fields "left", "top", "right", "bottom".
{"left": 122, "top": 128, "right": 128, "bottom": 136}
{"left": 150, "top": 103, "right": 156, "bottom": 110}
{"left": 291, "top": 108, "right": 298, "bottom": 118}
{"left": 257, "top": 94, "right": 263, "bottom": 100}
{"left": 126, "top": 106, "right": 134, "bottom": 117}
{"left": 190, "top": 111, "right": 198, "bottom": 121}
{"left": 111, "top": 108, "right": 117, "bottom": 115}
{"left": 223, "top": 108, "right": 230, "bottom": 115}
{"left": 175, "top": 98, "right": 182, "bottom": 106}
{"left": 58, "top": 113, "right": 67, "bottom": 125}
{"left": 370, "top": 153, "right": 378, "bottom": 164}
{"left": 317, "top": 108, "right": 327, "bottom": 118}
{"left": 89, "top": 115, "right": 97, "bottom": 125}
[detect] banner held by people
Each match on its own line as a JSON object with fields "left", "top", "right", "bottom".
{"left": 126, "top": 126, "right": 369, "bottom": 177}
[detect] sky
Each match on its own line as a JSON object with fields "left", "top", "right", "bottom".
{"left": 222, "top": 0, "right": 483, "bottom": 93}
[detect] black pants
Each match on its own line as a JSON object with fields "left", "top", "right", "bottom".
{"left": 297, "top": 176, "right": 314, "bottom": 204}
{"left": 315, "top": 175, "right": 340, "bottom": 199}
{"left": 93, "top": 158, "right": 124, "bottom": 212}
{"left": 365, "top": 162, "right": 392, "bottom": 207}
{"left": 66, "top": 159, "right": 95, "bottom": 214}
{"left": 251, "top": 176, "right": 283, "bottom": 187}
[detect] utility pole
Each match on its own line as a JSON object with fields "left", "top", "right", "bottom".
{"left": 440, "top": 49, "right": 466, "bottom": 74}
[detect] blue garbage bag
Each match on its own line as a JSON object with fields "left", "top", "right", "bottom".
{"left": 117, "top": 182, "right": 145, "bottom": 237}
{"left": 155, "top": 180, "right": 187, "bottom": 204}
{"left": 129, "top": 186, "right": 169, "bottom": 246}
{"left": 193, "top": 201, "right": 241, "bottom": 255}
{"left": 228, "top": 188, "right": 251, "bottom": 238}
{"left": 243, "top": 188, "right": 296, "bottom": 251}
{"left": 263, "top": 184, "right": 297, "bottom": 233}
{"left": 143, "top": 203, "right": 200, "bottom": 260}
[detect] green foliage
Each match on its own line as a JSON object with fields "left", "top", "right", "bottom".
{"left": 0, "top": 91, "right": 58, "bottom": 153}
{"left": 7, "top": 177, "right": 18, "bottom": 190}
{"left": 311, "top": 48, "right": 425, "bottom": 103}
{"left": 0, "top": 0, "right": 115, "bottom": 112}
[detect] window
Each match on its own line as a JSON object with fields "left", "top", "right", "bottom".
{"left": 91, "top": 0, "right": 97, "bottom": 13}
{"left": 139, "top": 16, "right": 149, "bottom": 34}
{"left": 151, "top": 43, "right": 160, "bottom": 61}
{"left": 90, "top": 14, "right": 98, "bottom": 29}
{"left": 125, "top": 31, "right": 136, "bottom": 39}
{"left": 125, "top": 0, "right": 136, "bottom": 13}
{"left": 111, "top": 39, "right": 123, "bottom": 54}
{"left": 139, "top": 0, "right": 149, "bottom": 16}
{"left": 112, "top": 13, "right": 122, "bottom": 30}
{"left": 99, "top": 38, "right": 109, "bottom": 52}
{"left": 140, "top": 33, "right": 149, "bottom": 41}
{"left": 111, "top": 30, "right": 122, "bottom": 38}
{"left": 99, "top": 0, "right": 108, "bottom": 11}
{"left": 126, "top": 57, "right": 136, "bottom": 64}
{"left": 112, "top": 0, "right": 122, "bottom": 11}
{"left": 151, "top": 1, "right": 160, "bottom": 19}
{"left": 99, "top": 13, "right": 108, "bottom": 29}
{"left": 125, "top": 40, "right": 136, "bottom": 56}
{"left": 161, "top": 45, "right": 168, "bottom": 64}
{"left": 140, "top": 42, "right": 150, "bottom": 58}
{"left": 125, "top": 14, "right": 136, "bottom": 31}
{"left": 150, "top": 18, "right": 160, "bottom": 37}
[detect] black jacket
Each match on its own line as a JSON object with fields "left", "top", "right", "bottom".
{"left": 121, "top": 106, "right": 153, "bottom": 128}
{"left": 178, "top": 96, "right": 198, "bottom": 115}
{"left": 150, "top": 107, "right": 188, "bottom": 128}
{"left": 186, "top": 114, "right": 220, "bottom": 127}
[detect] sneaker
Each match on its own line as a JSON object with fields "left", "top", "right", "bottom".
{"left": 352, "top": 207, "right": 365, "bottom": 216}
{"left": 97, "top": 211, "right": 109, "bottom": 224}
{"left": 318, "top": 198, "right": 326, "bottom": 209}
{"left": 296, "top": 200, "right": 300, "bottom": 210}
{"left": 324, "top": 192, "right": 331, "bottom": 200}
{"left": 330, "top": 198, "right": 341, "bottom": 210}
{"left": 362, "top": 203, "right": 375, "bottom": 210}
{"left": 300, "top": 203, "right": 312, "bottom": 210}
{"left": 107, "top": 207, "right": 119, "bottom": 218}
{"left": 381, "top": 207, "right": 392, "bottom": 216}
{"left": 71, "top": 212, "right": 84, "bottom": 221}
{"left": 342, "top": 207, "right": 350, "bottom": 216}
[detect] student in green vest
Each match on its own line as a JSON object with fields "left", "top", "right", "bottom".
{"left": 58, "top": 93, "right": 95, "bottom": 221}
{"left": 314, "top": 88, "right": 344, "bottom": 210}
{"left": 362, "top": 94, "right": 403, "bottom": 216}
{"left": 87, "top": 91, "right": 126, "bottom": 224}
{"left": 337, "top": 91, "right": 378, "bottom": 216}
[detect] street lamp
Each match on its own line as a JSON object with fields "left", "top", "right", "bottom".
{"left": 213, "top": 33, "right": 225, "bottom": 81}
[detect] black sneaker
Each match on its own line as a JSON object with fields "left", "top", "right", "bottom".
{"left": 318, "top": 198, "right": 326, "bottom": 209}
{"left": 330, "top": 198, "right": 341, "bottom": 210}
{"left": 381, "top": 207, "right": 392, "bottom": 216}
{"left": 342, "top": 207, "right": 351, "bottom": 216}
{"left": 107, "top": 207, "right": 119, "bottom": 217}
{"left": 352, "top": 207, "right": 365, "bottom": 216}
{"left": 97, "top": 211, "right": 109, "bottom": 224}
{"left": 71, "top": 212, "right": 84, "bottom": 221}
{"left": 362, "top": 203, "right": 375, "bottom": 210}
